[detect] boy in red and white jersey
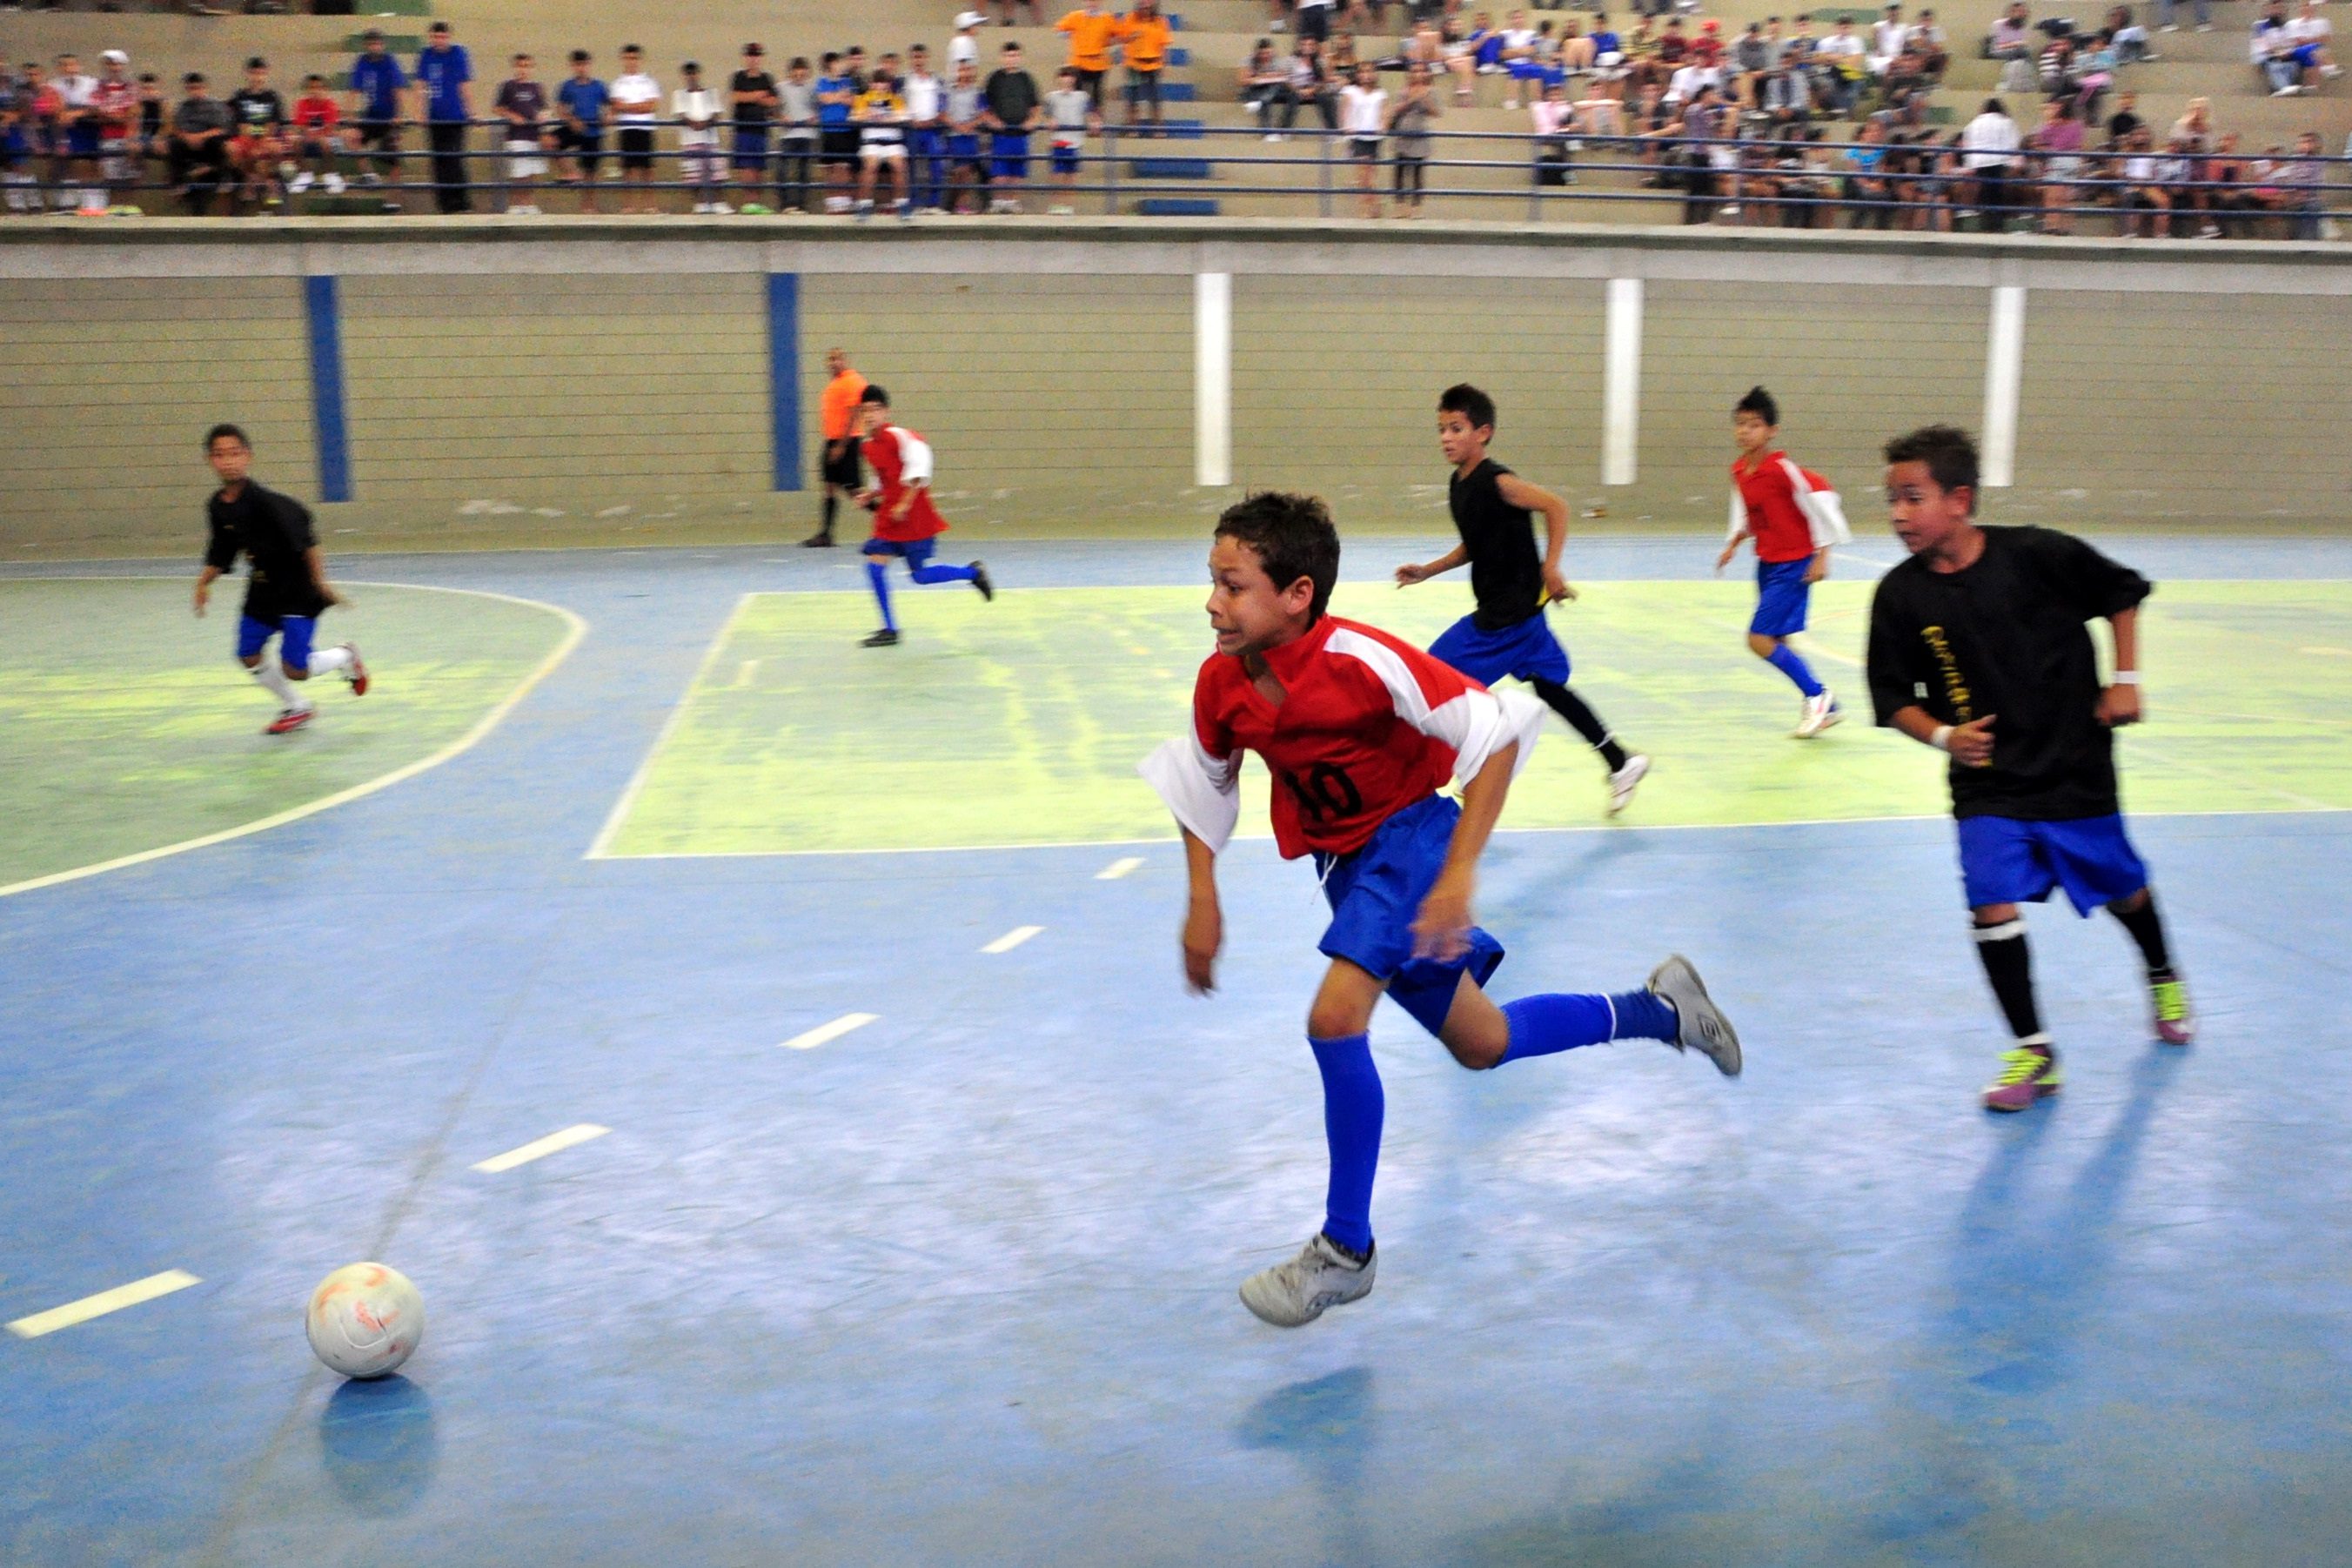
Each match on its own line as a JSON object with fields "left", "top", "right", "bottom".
{"left": 1142, "top": 492, "right": 1742, "bottom": 1329}
{"left": 851, "top": 385, "right": 994, "bottom": 647}
{"left": 1717, "top": 385, "right": 1852, "bottom": 737}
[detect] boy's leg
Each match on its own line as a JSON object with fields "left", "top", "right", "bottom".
{"left": 239, "top": 617, "right": 305, "bottom": 709}
{"left": 1959, "top": 817, "right": 2064, "bottom": 1109}
{"left": 1526, "top": 676, "right": 1632, "bottom": 773}
{"left": 862, "top": 545, "right": 899, "bottom": 635}
{"left": 1423, "top": 961, "right": 1732, "bottom": 1074}
{"left": 1750, "top": 631, "right": 1826, "bottom": 696}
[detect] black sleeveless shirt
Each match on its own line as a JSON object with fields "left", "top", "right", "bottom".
{"left": 1448, "top": 458, "right": 1545, "bottom": 631}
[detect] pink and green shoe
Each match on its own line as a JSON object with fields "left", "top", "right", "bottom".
{"left": 2150, "top": 972, "right": 2194, "bottom": 1046}
{"left": 1982, "top": 1042, "right": 2062, "bottom": 1113}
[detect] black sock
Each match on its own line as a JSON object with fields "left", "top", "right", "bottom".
{"left": 821, "top": 495, "right": 837, "bottom": 537}
{"left": 1973, "top": 917, "right": 2045, "bottom": 1043}
{"left": 2109, "top": 892, "right": 2174, "bottom": 977}
{"left": 1530, "top": 678, "right": 1630, "bottom": 772}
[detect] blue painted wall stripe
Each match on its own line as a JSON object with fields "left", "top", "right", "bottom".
{"left": 767, "top": 272, "right": 802, "bottom": 493}
{"left": 302, "top": 274, "right": 353, "bottom": 504}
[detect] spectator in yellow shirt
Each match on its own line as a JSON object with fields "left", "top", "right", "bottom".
{"left": 1119, "top": 1, "right": 1176, "bottom": 130}
{"left": 1057, "top": 1, "right": 1121, "bottom": 108}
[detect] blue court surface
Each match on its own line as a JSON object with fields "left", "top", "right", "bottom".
{"left": 3, "top": 535, "right": 2349, "bottom": 1566}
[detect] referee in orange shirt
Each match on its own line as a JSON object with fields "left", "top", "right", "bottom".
{"left": 806, "top": 345, "right": 868, "bottom": 548}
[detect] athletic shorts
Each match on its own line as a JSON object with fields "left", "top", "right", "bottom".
{"left": 238, "top": 611, "right": 317, "bottom": 669}
{"left": 1050, "top": 142, "right": 1081, "bottom": 176}
{"left": 1316, "top": 793, "right": 1507, "bottom": 1038}
{"left": 618, "top": 125, "right": 655, "bottom": 170}
{"left": 66, "top": 122, "right": 102, "bottom": 158}
{"left": 990, "top": 131, "right": 1030, "bottom": 180}
{"left": 1955, "top": 813, "right": 2150, "bottom": 915}
{"left": 558, "top": 126, "right": 604, "bottom": 171}
{"left": 1751, "top": 555, "right": 1813, "bottom": 637}
{"left": 1429, "top": 609, "right": 1570, "bottom": 687}
{"left": 948, "top": 133, "right": 984, "bottom": 172}
{"left": 820, "top": 126, "right": 859, "bottom": 167}
{"left": 1349, "top": 136, "right": 1382, "bottom": 161}
{"left": 862, "top": 535, "right": 942, "bottom": 566}
{"left": 506, "top": 139, "right": 548, "bottom": 178}
{"left": 821, "top": 435, "right": 862, "bottom": 489}
{"left": 733, "top": 126, "right": 770, "bottom": 168}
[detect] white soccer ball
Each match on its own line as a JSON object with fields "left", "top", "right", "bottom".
{"left": 305, "top": 1263, "right": 425, "bottom": 1380}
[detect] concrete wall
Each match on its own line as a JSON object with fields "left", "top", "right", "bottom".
{"left": 2, "top": 220, "right": 2349, "bottom": 556}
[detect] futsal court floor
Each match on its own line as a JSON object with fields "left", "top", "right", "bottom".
{"left": 3, "top": 533, "right": 2349, "bottom": 1565}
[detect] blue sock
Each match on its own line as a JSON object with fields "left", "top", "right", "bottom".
{"left": 1762, "top": 642, "right": 1825, "bottom": 699}
{"left": 865, "top": 558, "right": 897, "bottom": 631}
{"left": 1309, "top": 1033, "right": 1383, "bottom": 1256}
{"left": 907, "top": 559, "right": 976, "bottom": 586}
{"left": 1498, "top": 989, "right": 1679, "bottom": 1063}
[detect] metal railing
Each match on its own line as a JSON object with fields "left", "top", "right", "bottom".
{"left": 10, "top": 115, "right": 2348, "bottom": 238}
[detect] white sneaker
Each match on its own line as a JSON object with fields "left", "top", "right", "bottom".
{"left": 2160, "top": 21, "right": 2179, "bottom": 30}
{"left": 1239, "top": 1234, "right": 1376, "bottom": 1327}
{"left": 2327, "top": 64, "right": 2346, "bottom": 77}
{"left": 1607, "top": 753, "right": 1651, "bottom": 815}
{"left": 1646, "top": 955, "right": 1742, "bottom": 1076}
{"left": 289, "top": 171, "right": 315, "bottom": 194}
{"left": 2274, "top": 84, "right": 2302, "bottom": 96}
{"left": 1048, "top": 203, "right": 1075, "bottom": 214}
{"left": 324, "top": 173, "right": 347, "bottom": 195}
{"left": 1794, "top": 690, "right": 1842, "bottom": 739}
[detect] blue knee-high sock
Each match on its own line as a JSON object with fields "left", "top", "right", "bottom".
{"left": 1762, "top": 641, "right": 1825, "bottom": 699}
{"left": 907, "top": 559, "right": 976, "bottom": 586}
{"left": 865, "top": 558, "right": 897, "bottom": 631}
{"left": 1309, "top": 1033, "right": 1383, "bottom": 1256}
{"left": 1498, "top": 989, "right": 1678, "bottom": 1063}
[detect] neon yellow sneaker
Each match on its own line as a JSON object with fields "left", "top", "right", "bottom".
{"left": 1981, "top": 1042, "right": 2061, "bottom": 1113}
{"left": 2150, "top": 973, "right": 2194, "bottom": 1046}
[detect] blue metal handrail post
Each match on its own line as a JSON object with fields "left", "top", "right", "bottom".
{"left": 1104, "top": 124, "right": 1120, "bottom": 216}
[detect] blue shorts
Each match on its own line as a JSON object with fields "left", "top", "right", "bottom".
{"left": 990, "top": 132, "right": 1030, "bottom": 179}
{"left": 1429, "top": 611, "right": 1570, "bottom": 688}
{"left": 863, "top": 536, "right": 937, "bottom": 569}
{"left": 238, "top": 612, "right": 316, "bottom": 669}
{"left": 1316, "top": 793, "right": 1507, "bottom": 1038}
{"left": 1956, "top": 814, "right": 2149, "bottom": 915}
{"left": 67, "top": 124, "right": 102, "bottom": 158}
{"left": 1751, "top": 556, "right": 1813, "bottom": 638}
{"left": 731, "top": 127, "right": 769, "bottom": 169}
{"left": 1050, "top": 144, "right": 1080, "bottom": 177}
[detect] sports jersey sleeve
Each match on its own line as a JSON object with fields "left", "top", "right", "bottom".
{"left": 891, "top": 428, "right": 934, "bottom": 486}
{"left": 1865, "top": 575, "right": 1926, "bottom": 726}
{"left": 269, "top": 491, "right": 318, "bottom": 554}
{"left": 1726, "top": 479, "right": 1750, "bottom": 543}
{"left": 1326, "top": 625, "right": 1544, "bottom": 783}
{"left": 203, "top": 514, "right": 238, "bottom": 573}
{"left": 2031, "top": 527, "right": 2150, "bottom": 621}
{"left": 1139, "top": 670, "right": 1242, "bottom": 854}
{"left": 1781, "top": 458, "right": 1853, "bottom": 548}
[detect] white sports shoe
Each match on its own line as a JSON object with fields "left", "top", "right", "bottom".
{"left": 1239, "top": 1234, "right": 1375, "bottom": 1327}
{"left": 289, "top": 171, "right": 315, "bottom": 194}
{"left": 1794, "top": 690, "right": 1842, "bottom": 739}
{"left": 1607, "top": 753, "right": 1651, "bottom": 815}
{"left": 1645, "top": 955, "right": 1742, "bottom": 1076}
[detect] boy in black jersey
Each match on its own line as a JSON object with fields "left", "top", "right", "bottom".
{"left": 195, "top": 425, "right": 369, "bottom": 735}
{"left": 1397, "top": 384, "right": 1651, "bottom": 814}
{"left": 226, "top": 57, "right": 288, "bottom": 210}
{"left": 1866, "top": 425, "right": 2190, "bottom": 1113}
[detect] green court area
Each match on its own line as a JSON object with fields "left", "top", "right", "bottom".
{"left": 598, "top": 581, "right": 2352, "bottom": 859}
{"left": 0, "top": 579, "right": 578, "bottom": 891}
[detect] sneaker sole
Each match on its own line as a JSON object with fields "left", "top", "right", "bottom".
{"left": 1238, "top": 1268, "right": 1375, "bottom": 1327}
{"left": 1983, "top": 1079, "right": 2061, "bottom": 1113}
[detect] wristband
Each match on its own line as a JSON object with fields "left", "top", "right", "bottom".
{"left": 1929, "top": 725, "right": 1953, "bottom": 752}
{"left": 2110, "top": 671, "right": 2141, "bottom": 686}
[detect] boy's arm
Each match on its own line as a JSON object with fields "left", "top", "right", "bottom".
{"left": 1495, "top": 470, "right": 1575, "bottom": 604}
{"left": 304, "top": 546, "right": 345, "bottom": 607}
{"left": 1179, "top": 828, "right": 1222, "bottom": 995}
{"left": 1411, "top": 740, "right": 1517, "bottom": 961}
{"left": 2097, "top": 605, "right": 2141, "bottom": 727}
{"left": 1140, "top": 708, "right": 1242, "bottom": 995}
{"left": 1718, "top": 485, "right": 1749, "bottom": 571}
{"left": 1395, "top": 541, "right": 1470, "bottom": 586}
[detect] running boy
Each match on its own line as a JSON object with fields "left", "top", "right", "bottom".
{"left": 1865, "top": 425, "right": 2191, "bottom": 1113}
{"left": 1716, "top": 385, "right": 1852, "bottom": 737}
{"left": 852, "top": 386, "right": 995, "bottom": 647}
{"left": 194, "top": 425, "right": 368, "bottom": 735}
{"left": 1144, "top": 492, "right": 1739, "bottom": 1327}
{"left": 1397, "top": 384, "right": 1651, "bottom": 814}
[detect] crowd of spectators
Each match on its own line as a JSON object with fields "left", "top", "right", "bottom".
{"left": 0, "top": 1, "right": 2342, "bottom": 236}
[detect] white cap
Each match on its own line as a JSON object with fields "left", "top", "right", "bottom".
{"left": 101, "top": 49, "right": 131, "bottom": 65}
{"left": 955, "top": 10, "right": 988, "bottom": 27}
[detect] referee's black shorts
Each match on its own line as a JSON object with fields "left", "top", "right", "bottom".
{"left": 821, "top": 436, "right": 862, "bottom": 489}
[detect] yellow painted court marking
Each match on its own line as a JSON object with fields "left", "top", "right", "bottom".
{"left": 584, "top": 593, "right": 754, "bottom": 860}
{"left": 6, "top": 1270, "right": 201, "bottom": 1339}
{"left": 0, "top": 581, "right": 588, "bottom": 902}
{"left": 2305, "top": 647, "right": 2352, "bottom": 657}
{"left": 783, "top": 1012, "right": 878, "bottom": 1051}
{"left": 734, "top": 659, "right": 761, "bottom": 687}
{"left": 1097, "top": 856, "right": 1145, "bottom": 880}
{"left": 472, "top": 1122, "right": 610, "bottom": 1174}
{"left": 982, "top": 925, "right": 1044, "bottom": 954}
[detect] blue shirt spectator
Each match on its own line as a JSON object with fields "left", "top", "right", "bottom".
{"left": 350, "top": 47, "right": 405, "bottom": 123}
{"left": 556, "top": 73, "right": 609, "bottom": 131}
{"left": 816, "top": 71, "right": 853, "bottom": 125}
{"left": 416, "top": 39, "right": 472, "bottom": 123}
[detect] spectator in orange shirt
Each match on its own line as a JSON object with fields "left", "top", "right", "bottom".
{"left": 1119, "top": 1, "right": 1176, "bottom": 130}
{"left": 1058, "top": 0, "right": 1122, "bottom": 110}
{"left": 807, "top": 345, "right": 868, "bottom": 549}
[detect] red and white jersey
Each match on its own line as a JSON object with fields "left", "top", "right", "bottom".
{"left": 93, "top": 78, "right": 137, "bottom": 136}
{"left": 862, "top": 420, "right": 948, "bottom": 543}
{"left": 1729, "top": 451, "right": 1850, "bottom": 563}
{"left": 1142, "top": 613, "right": 1544, "bottom": 860}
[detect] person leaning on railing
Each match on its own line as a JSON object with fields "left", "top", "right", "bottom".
{"left": 412, "top": 20, "right": 473, "bottom": 214}
{"left": 165, "top": 70, "right": 232, "bottom": 215}
{"left": 1387, "top": 61, "right": 1438, "bottom": 216}
{"left": 2274, "top": 131, "right": 2327, "bottom": 238}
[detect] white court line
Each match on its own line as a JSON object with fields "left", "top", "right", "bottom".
{"left": 734, "top": 659, "right": 761, "bottom": 687}
{"left": 982, "top": 925, "right": 1043, "bottom": 954}
{"left": 0, "top": 582, "right": 588, "bottom": 902}
{"left": 472, "top": 1122, "right": 610, "bottom": 1174}
{"left": 584, "top": 593, "right": 754, "bottom": 860}
{"left": 783, "top": 1012, "right": 878, "bottom": 1051}
{"left": 1097, "top": 856, "right": 1145, "bottom": 880}
{"left": 6, "top": 1270, "right": 201, "bottom": 1339}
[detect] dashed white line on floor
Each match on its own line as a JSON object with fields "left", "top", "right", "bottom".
{"left": 783, "top": 1012, "right": 878, "bottom": 1050}
{"left": 1097, "top": 856, "right": 1144, "bottom": 880}
{"left": 982, "top": 925, "right": 1044, "bottom": 954}
{"left": 6, "top": 1270, "right": 202, "bottom": 1339}
{"left": 472, "top": 1123, "right": 611, "bottom": 1174}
